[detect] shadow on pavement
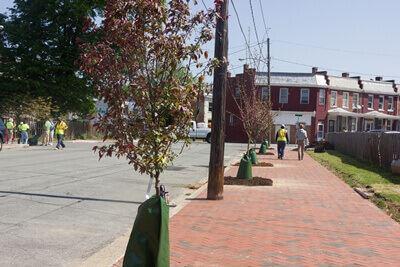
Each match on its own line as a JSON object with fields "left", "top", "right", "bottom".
{"left": 0, "top": 191, "right": 142, "bottom": 204}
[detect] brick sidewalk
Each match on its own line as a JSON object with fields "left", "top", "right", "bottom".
{"left": 170, "top": 149, "right": 400, "bottom": 266}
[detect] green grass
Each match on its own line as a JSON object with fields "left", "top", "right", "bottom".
{"left": 308, "top": 150, "right": 400, "bottom": 222}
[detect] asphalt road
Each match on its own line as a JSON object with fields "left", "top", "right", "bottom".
{"left": 0, "top": 141, "right": 246, "bottom": 267}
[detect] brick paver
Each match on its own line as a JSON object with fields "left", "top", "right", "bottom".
{"left": 170, "top": 148, "right": 400, "bottom": 266}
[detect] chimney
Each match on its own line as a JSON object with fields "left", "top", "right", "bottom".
{"left": 312, "top": 67, "right": 318, "bottom": 74}
{"left": 375, "top": 76, "right": 383, "bottom": 81}
{"left": 342, "top": 72, "right": 349, "bottom": 78}
{"left": 227, "top": 71, "right": 231, "bottom": 77}
{"left": 243, "top": 64, "right": 249, "bottom": 71}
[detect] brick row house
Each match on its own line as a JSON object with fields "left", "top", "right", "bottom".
{"left": 225, "top": 65, "right": 400, "bottom": 143}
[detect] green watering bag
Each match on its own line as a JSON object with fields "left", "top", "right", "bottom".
{"left": 123, "top": 195, "right": 170, "bottom": 267}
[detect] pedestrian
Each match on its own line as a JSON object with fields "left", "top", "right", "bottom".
{"left": 18, "top": 121, "right": 30, "bottom": 145}
{"left": 49, "top": 119, "right": 55, "bottom": 146}
{"left": 5, "top": 118, "right": 15, "bottom": 144}
{"left": 55, "top": 118, "right": 68, "bottom": 150}
{"left": 296, "top": 124, "right": 308, "bottom": 161}
{"left": 42, "top": 119, "right": 52, "bottom": 146}
{"left": 276, "top": 124, "right": 289, "bottom": 159}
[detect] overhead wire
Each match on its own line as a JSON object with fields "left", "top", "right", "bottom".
{"left": 231, "top": 0, "right": 257, "bottom": 68}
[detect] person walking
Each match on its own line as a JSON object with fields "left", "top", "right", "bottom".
{"left": 55, "top": 118, "right": 68, "bottom": 149}
{"left": 5, "top": 118, "right": 15, "bottom": 144}
{"left": 18, "top": 122, "right": 30, "bottom": 145}
{"left": 276, "top": 124, "right": 289, "bottom": 159}
{"left": 49, "top": 119, "right": 55, "bottom": 145}
{"left": 42, "top": 119, "right": 52, "bottom": 146}
{"left": 296, "top": 124, "right": 308, "bottom": 161}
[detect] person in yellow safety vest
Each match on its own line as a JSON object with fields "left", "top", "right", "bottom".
{"left": 55, "top": 118, "right": 68, "bottom": 149}
{"left": 275, "top": 124, "right": 289, "bottom": 160}
{"left": 18, "top": 122, "right": 30, "bottom": 145}
{"left": 5, "top": 118, "right": 15, "bottom": 144}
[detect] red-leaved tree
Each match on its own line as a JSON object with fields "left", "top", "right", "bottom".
{"left": 80, "top": 0, "right": 215, "bottom": 196}
{"left": 230, "top": 80, "right": 274, "bottom": 153}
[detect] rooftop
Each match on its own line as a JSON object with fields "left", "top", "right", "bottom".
{"left": 255, "top": 72, "right": 327, "bottom": 87}
{"left": 361, "top": 80, "right": 397, "bottom": 95}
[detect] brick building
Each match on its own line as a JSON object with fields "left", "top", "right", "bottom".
{"left": 225, "top": 65, "right": 400, "bottom": 143}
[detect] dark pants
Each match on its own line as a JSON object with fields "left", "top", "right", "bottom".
{"left": 56, "top": 134, "right": 65, "bottom": 148}
{"left": 277, "top": 141, "right": 286, "bottom": 158}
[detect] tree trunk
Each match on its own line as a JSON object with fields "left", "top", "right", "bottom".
{"left": 154, "top": 172, "right": 160, "bottom": 196}
{"left": 247, "top": 136, "right": 251, "bottom": 155}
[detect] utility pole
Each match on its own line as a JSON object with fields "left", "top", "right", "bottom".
{"left": 267, "top": 38, "right": 271, "bottom": 101}
{"left": 207, "top": 0, "right": 229, "bottom": 200}
{"left": 267, "top": 37, "right": 272, "bottom": 143}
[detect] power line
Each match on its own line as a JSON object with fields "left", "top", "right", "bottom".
{"left": 231, "top": 0, "right": 257, "bottom": 68}
{"left": 249, "top": 0, "right": 264, "bottom": 68}
{"left": 258, "top": 0, "right": 269, "bottom": 38}
{"left": 272, "top": 39, "right": 400, "bottom": 58}
{"left": 262, "top": 57, "right": 400, "bottom": 79}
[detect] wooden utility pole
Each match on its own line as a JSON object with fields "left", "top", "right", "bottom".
{"left": 207, "top": 0, "right": 229, "bottom": 200}
{"left": 267, "top": 37, "right": 272, "bottom": 143}
{"left": 267, "top": 38, "right": 271, "bottom": 101}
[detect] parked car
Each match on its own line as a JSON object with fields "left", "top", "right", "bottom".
{"left": 189, "top": 121, "right": 211, "bottom": 143}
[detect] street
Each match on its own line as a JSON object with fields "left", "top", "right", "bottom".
{"left": 0, "top": 141, "right": 246, "bottom": 267}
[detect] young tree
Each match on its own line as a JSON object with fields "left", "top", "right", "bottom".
{"left": 230, "top": 79, "right": 274, "bottom": 153}
{"left": 81, "top": 0, "right": 215, "bottom": 196}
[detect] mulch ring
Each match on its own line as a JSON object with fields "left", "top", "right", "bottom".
{"left": 257, "top": 152, "right": 275, "bottom": 156}
{"left": 224, "top": 176, "right": 273, "bottom": 186}
{"left": 232, "top": 162, "right": 273, "bottom": 167}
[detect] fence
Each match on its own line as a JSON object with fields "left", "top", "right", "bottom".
{"left": 32, "top": 120, "right": 100, "bottom": 140}
{"left": 326, "top": 132, "right": 400, "bottom": 168}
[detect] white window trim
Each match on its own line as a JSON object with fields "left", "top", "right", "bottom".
{"left": 229, "top": 114, "right": 234, "bottom": 126}
{"left": 378, "top": 95, "right": 385, "bottom": 111}
{"left": 261, "top": 87, "right": 269, "bottom": 101}
{"left": 388, "top": 96, "right": 394, "bottom": 111}
{"left": 317, "top": 122, "right": 324, "bottom": 141}
{"left": 319, "top": 89, "right": 326, "bottom": 105}
{"left": 343, "top": 92, "right": 349, "bottom": 108}
{"left": 368, "top": 94, "right": 374, "bottom": 109}
{"left": 330, "top": 91, "right": 337, "bottom": 107}
{"left": 279, "top": 88, "right": 289, "bottom": 104}
{"left": 300, "top": 88, "right": 310, "bottom": 104}
{"left": 352, "top": 93, "right": 360, "bottom": 109}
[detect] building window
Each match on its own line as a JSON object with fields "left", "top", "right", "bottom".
{"left": 330, "top": 91, "right": 337, "bottom": 107}
{"left": 319, "top": 89, "right": 325, "bottom": 105}
{"left": 279, "top": 88, "right": 289, "bottom": 104}
{"left": 300, "top": 88, "right": 309, "bottom": 104}
{"left": 229, "top": 114, "right": 234, "bottom": 126}
{"left": 388, "top": 96, "right": 394, "bottom": 111}
{"left": 343, "top": 92, "right": 349, "bottom": 108}
{"left": 261, "top": 87, "right": 269, "bottom": 101}
{"left": 368, "top": 94, "right": 374, "bottom": 109}
{"left": 378, "top": 95, "right": 384, "bottom": 110}
{"left": 365, "top": 120, "right": 374, "bottom": 131}
{"left": 234, "top": 85, "right": 241, "bottom": 98}
{"left": 328, "top": 120, "right": 335, "bottom": 132}
{"left": 208, "top": 102, "right": 213, "bottom": 112}
{"left": 352, "top": 93, "right": 359, "bottom": 109}
{"left": 317, "top": 122, "right": 324, "bottom": 141}
{"left": 387, "top": 120, "right": 392, "bottom": 130}
{"left": 350, "top": 117, "right": 357, "bottom": 132}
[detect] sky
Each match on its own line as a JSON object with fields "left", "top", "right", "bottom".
{"left": 1, "top": 0, "right": 400, "bottom": 80}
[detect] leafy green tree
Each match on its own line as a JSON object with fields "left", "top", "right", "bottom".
{"left": 0, "top": 0, "right": 104, "bottom": 115}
